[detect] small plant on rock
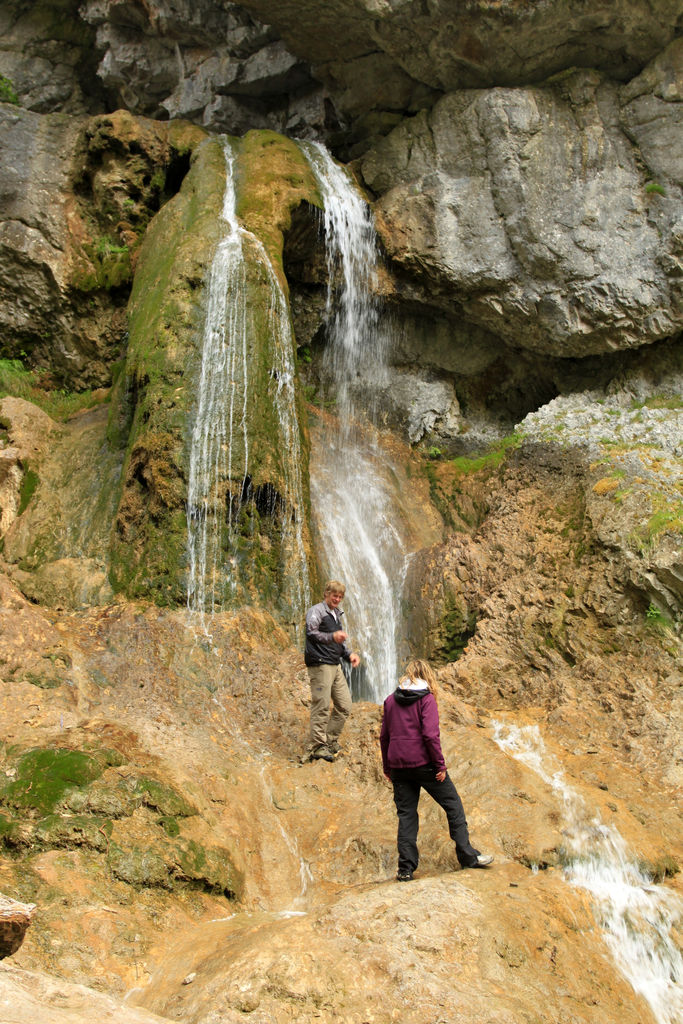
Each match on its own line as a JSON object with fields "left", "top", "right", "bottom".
{"left": 0, "top": 75, "right": 19, "bottom": 105}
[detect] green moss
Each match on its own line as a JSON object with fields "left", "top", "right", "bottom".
{"left": 133, "top": 777, "right": 197, "bottom": 818}
{"left": 236, "top": 130, "right": 322, "bottom": 284}
{"left": 73, "top": 238, "right": 132, "bottom": 293}
{"left": 17, "top": 469, "right": 39, "bottom": 515}
{"left": 108, "top": 841, "right": 171, "bottom": 888}
{"left": 0, "top": 814, "right": 19, "bottom": 846}
{"left": 159, "top": 815, "right": 180, "bottom": 837}
{"left": 108, "top": 140, "right": 226, "bottom": 602}
{"left": 421, "top": 434, "right": 523, "bottom": 532}
{"left": 22, "top": 671, "right": 62, "bottom": 690}
{"left": 0, "top": 747, "right": 124, "bottom": 816}
{"left": 433, "top": 597, "right": 477, "bottom": 665}
{"left": 0, "top": 75, "right": 19, "bottom": 105}
{"left": 34, "top": 813, "right": 112, "bottom": 851}
{"left": 172, "top": 838, "right": 243, "bottom": 898}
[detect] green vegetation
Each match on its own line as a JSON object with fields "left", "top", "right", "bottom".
{"left": 638, "top": 855, "right": 679, "bottom": 881}
{"left": 133, "top": 776, "right": 197, "bottom": 818}
{"left": 0, "top": 741, "right": 243, "bottom": 900}
{"left": 644, "top": 182, "right": 666, "bottom": 197}
{"left": 434, "top": 598, "right": 477, "bottom": 664}
{"left": 73, "top": 236, "right": 132, "bottom": 292}
{"left": 0, "top": 358, "right": 103, "bottom": 421}
{"left": 0, "top": 75, "right": 19, "bottom": 105}
{"left": 422, "top": 433, "right": 523, "bottom": 530}
{"left": 22, "top": 670, "right": 62, "bottom": 690}
{"left": 646, "top": 602, "right": 674, "bottom": 632}
{"left": 643, "top": 497, "right": 683, "bottom": 545}
{"left": 449, "top": 433, "right": 523, "bottom": 474}
{"left": 236, "top": 130, "right": 322, "bottom": 281}
{"left": 629, "top": 394, "right": 682, "bottom": 411}
{"left": 17, "top": 468, "right": 39, "bottom": 515}
{"left": 0, "top": 747, "right": 124, "bottom": 816}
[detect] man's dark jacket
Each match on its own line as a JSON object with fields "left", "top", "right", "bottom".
{"left": 304, "top": 601, "right": 352, "bottom": 667}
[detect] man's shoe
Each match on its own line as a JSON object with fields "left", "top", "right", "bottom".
{"left": 327, "top": 740, "right": 340, "bottom": 755}
{"left": 311, "top": 745, "right": 335, "bottom": 762}
{"left": 474, "top": 854, "right": 494, "bottom": 867}
{"left": 396, "top": 870, "right": 414, "bottom": 882}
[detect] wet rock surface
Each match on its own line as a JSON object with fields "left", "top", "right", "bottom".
{"left": 0, "top": 376, "right": 681, "bottom": 1020}
{"left": 0, "top": 557, "right": 680, "bottom": 1021}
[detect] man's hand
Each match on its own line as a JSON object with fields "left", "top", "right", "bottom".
{"left": 349, "top": 652, "right": 360, "bottom": 668}
{"left": 332, "top": 629, "right": 348, "bottom": 643}
{"left": 435, "top": 769, "right": 446, "bottom": 782}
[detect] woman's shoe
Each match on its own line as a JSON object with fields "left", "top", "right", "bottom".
{"left": 396, "top": 870, "right": 414, "bottom": 882}
{"left": 474, "top": 854, "right": 494, "bottom": 867}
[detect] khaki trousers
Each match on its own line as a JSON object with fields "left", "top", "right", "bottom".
{"left": 307, "top": 663, "right": 352, "bottom": 750}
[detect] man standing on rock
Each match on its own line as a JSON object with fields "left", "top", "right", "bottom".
{"left": 304, "top": 580, "right": 361, "bottom": 762}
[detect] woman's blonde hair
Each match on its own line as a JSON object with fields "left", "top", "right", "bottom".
{"left": 403, "top": 658, "right": 439, "bottom": 699}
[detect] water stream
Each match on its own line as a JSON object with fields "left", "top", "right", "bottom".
{"left": 186, "top": 138, "right": 309, "bottom": 631}
{"left": 301, "top": 140, "right": 408, "bottom": 702}
{"left": 493, "top": 722, "right": 683, "bottom": 1024}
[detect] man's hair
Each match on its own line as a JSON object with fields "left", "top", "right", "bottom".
{"left": 324, "top": 579, "right": 346, "bottom": 596}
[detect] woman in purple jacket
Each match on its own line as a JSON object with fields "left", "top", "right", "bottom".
{"left": 380, "top": 658, "right": 493, "bottom": 881}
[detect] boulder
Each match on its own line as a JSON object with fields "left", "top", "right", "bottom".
{"left": 0, "top": 963, "right": 167, "bottom": 1022}
{"left": 0, "top": 895, "right": 36, "bottom": 959}
{"left": 361, "top": 62, "right": 683, "bottom": 358}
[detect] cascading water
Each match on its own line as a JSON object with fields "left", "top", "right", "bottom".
{"left": 186, "top": 138, "right": 309, "bottom": 631}
{"left": 493, "top": 722, "right": 683, "bottom": 1024}
{"left": 301, "top": 140, "right": 408, "bottom": 702}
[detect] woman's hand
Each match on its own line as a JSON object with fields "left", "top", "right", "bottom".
{"left": 435, "top": 769, "right": 446, "bottom": 782}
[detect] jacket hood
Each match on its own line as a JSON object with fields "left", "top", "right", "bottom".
{"left": 394, "top": 677, "right": 430, "bottom": 706}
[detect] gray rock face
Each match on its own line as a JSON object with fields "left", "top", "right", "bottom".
{"left": 3, "top": 0, "right": 680, "bottom": 157}
{"left": 238, "top": 0, "right": 683, "bottom": 120}
{"left": 80, "top": 0, "right": 328, "bottom": 137}
{"left": 0, "top": 0, "right": 104, "bottom": 115}
{"left": 362, "top": 52, "right": 683, "bottom": 358}
{"left": 0, "top": 105, "right": 84, "bottom": 371}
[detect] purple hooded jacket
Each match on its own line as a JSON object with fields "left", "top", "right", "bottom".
{"left": 380, "top": 682, "right": 446, "bottom": 774}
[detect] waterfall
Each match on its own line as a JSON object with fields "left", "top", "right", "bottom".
{"left": 493, "top": 723, "right": 683, "bottom": 1024}
{"left": 300, "top": 140, "right": 407, "bottom": 702}
{"left": 186, "top": 138, "right": 309, "bottom": 630}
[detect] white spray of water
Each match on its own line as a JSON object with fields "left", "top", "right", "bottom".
{"left": 493, "top": 722, "right": 683, "bottom": 1024}
{"left": 186, "top": 138, "right": 309, "bottom": 630}
{"left": 301, "top": 140, "right": 407, "bottom": 701}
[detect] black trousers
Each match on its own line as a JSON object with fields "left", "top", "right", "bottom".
{"left": 391, "top": 764, "right": 480, "bottom": 872}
